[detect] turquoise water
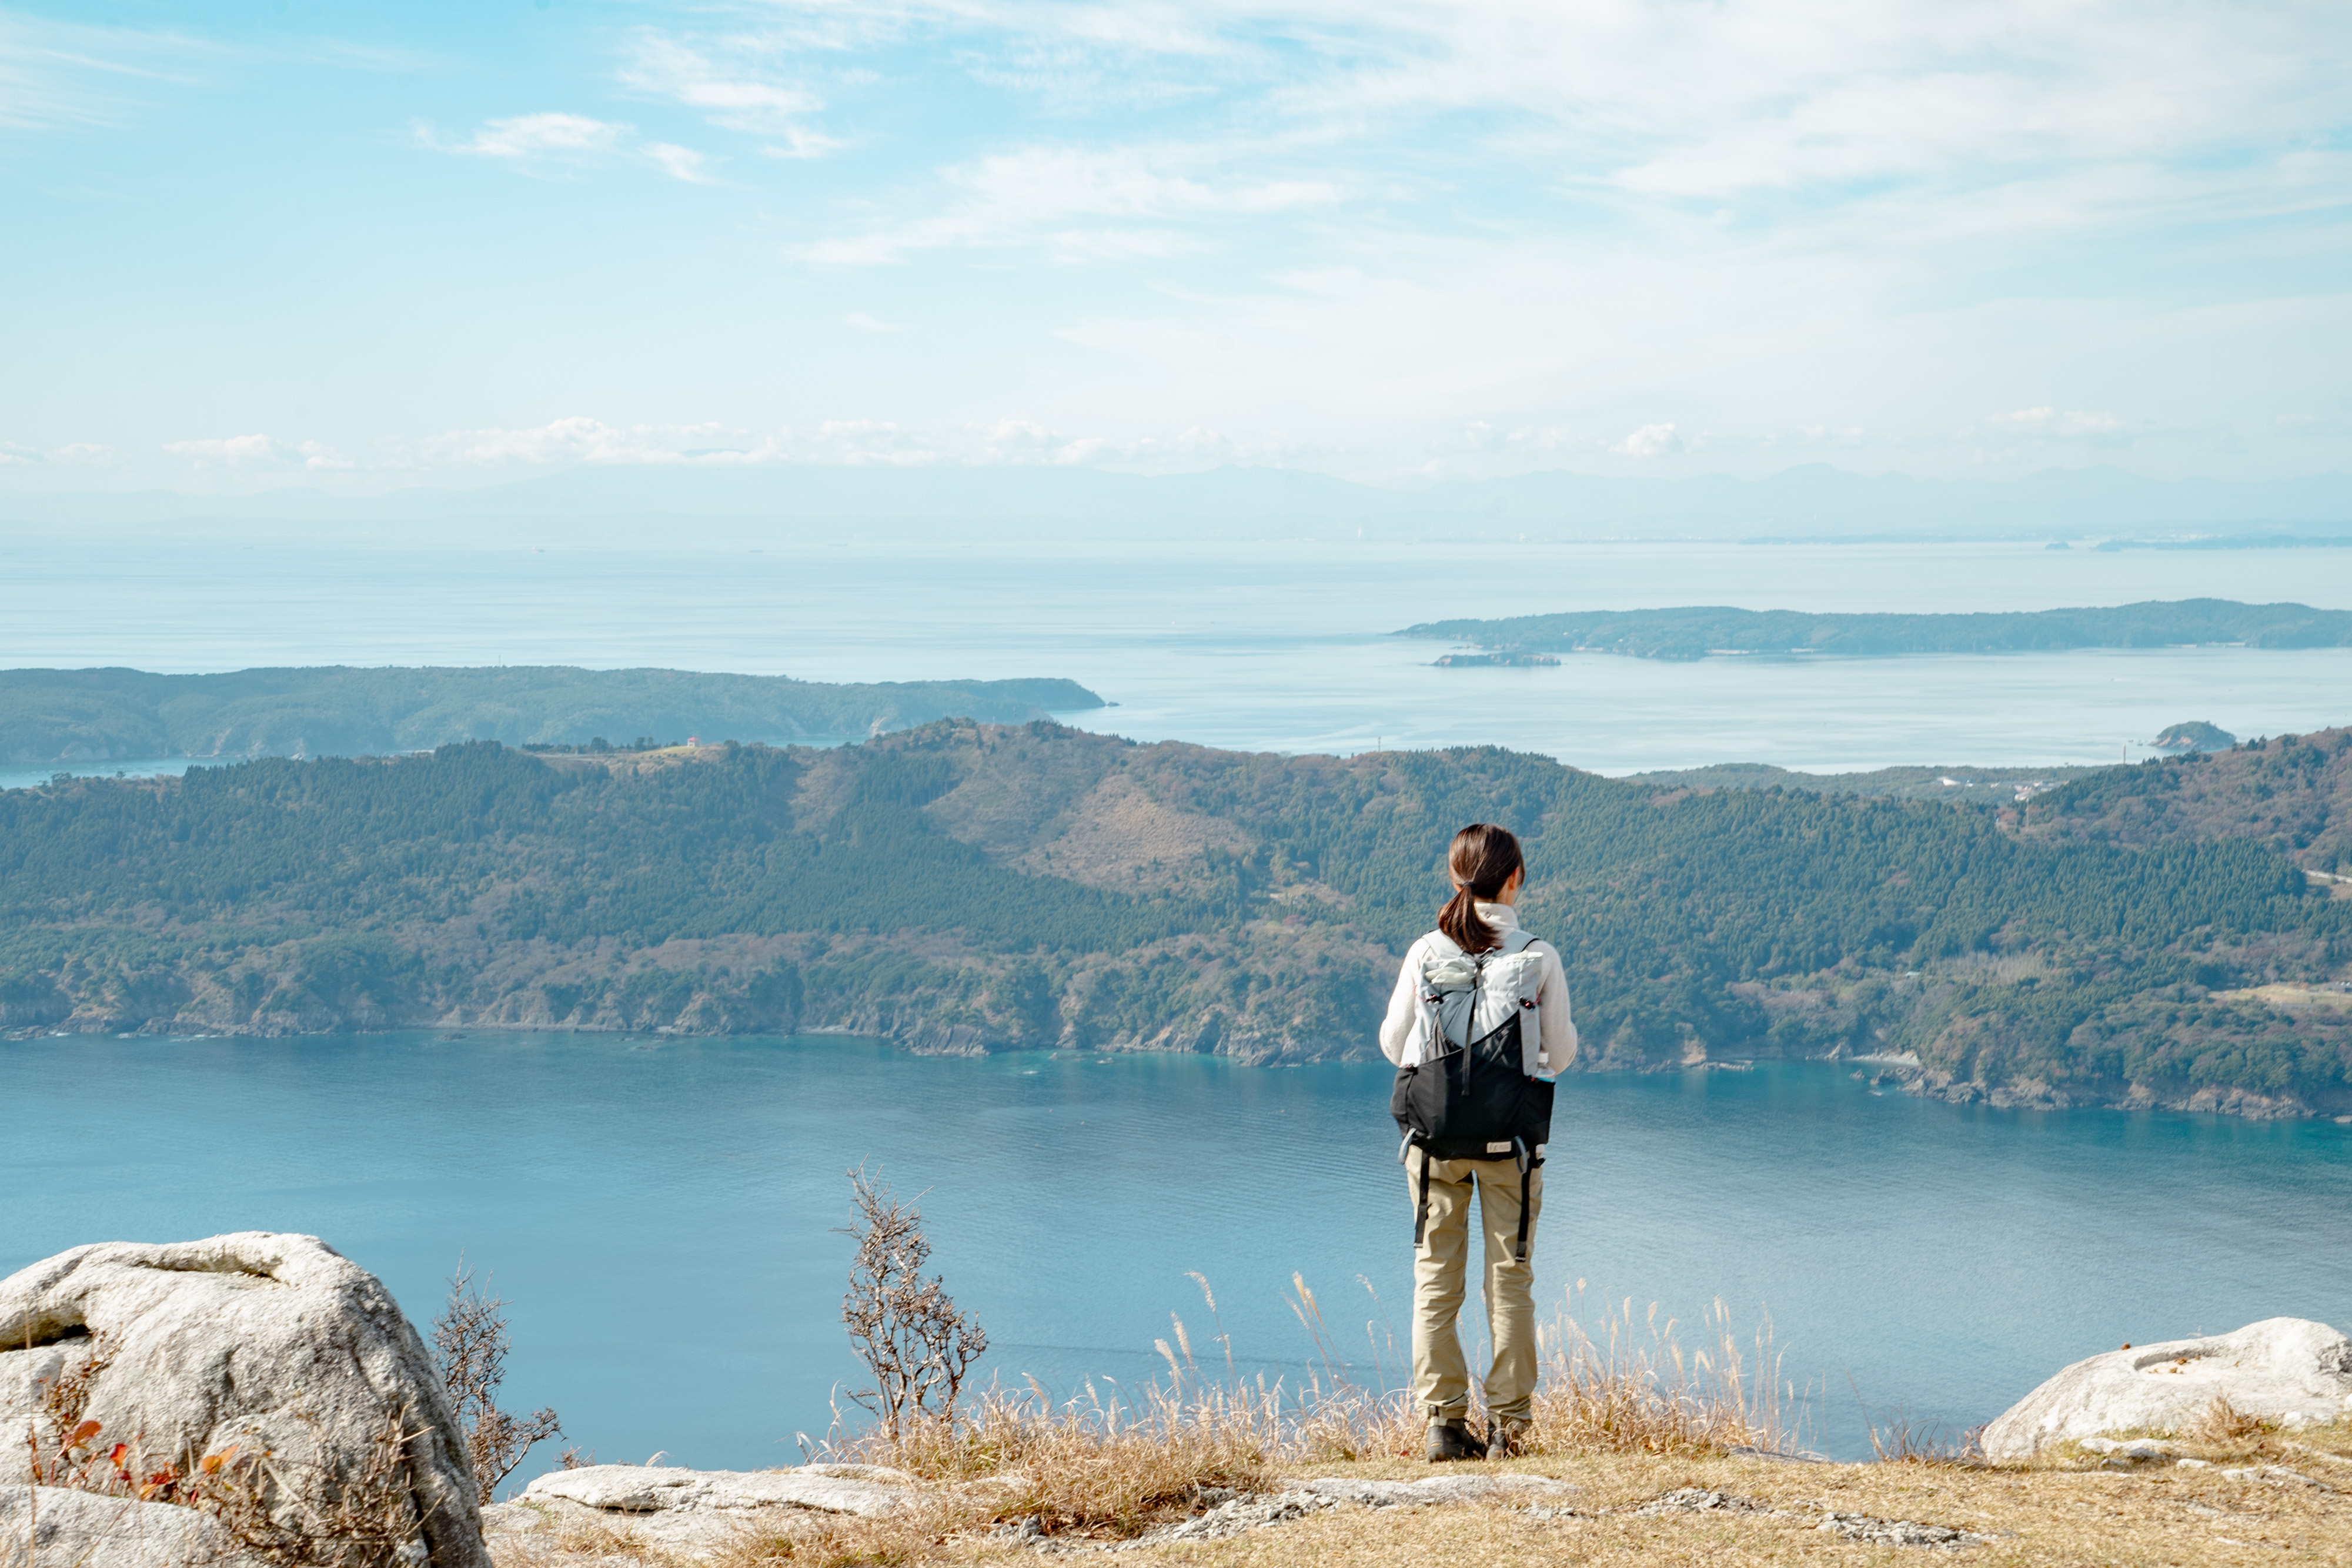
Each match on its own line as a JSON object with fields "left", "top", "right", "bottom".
{"left": 4, "top": 1032, "right": 2344, "bottom": 1475}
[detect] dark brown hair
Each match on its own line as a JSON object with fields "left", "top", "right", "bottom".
{"left": 1437, "top": 822, "right": 1525, "bottom": 953}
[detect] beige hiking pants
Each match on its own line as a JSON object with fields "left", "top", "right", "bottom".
{"left": 1406, "top": 1152, "right": 1542, "bottom": 1422}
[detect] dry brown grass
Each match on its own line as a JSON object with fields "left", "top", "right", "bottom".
{"left": 1125, "top": 1448, "right": 2352, "bottom": 1568}
{"left": 2193, "top": 1393, "right": 2275, "bottom": 1446}
{"left": 816, "top": 1280, "right": 1793, "bottom": 1543}
{"left": 484, "top": 1285, "right": 2352, "bottom": 1568}
{"left": 488, "top": 1443, "right": 2352, "bottom": 1568}
{"left": 837, "top": 1384, "right": 1274, "bottom": 1539}
{"left": 1521, "top": 1288, "right": 1789, "bottom": 1457}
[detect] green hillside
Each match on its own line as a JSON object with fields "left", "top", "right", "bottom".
{"left": 0, "top": 665, "right": 1103, "bottom": 765}
{"left": 1398, "top": 599, "right": 2352, "bottom": 660}
{"left": 4, "top": 723, "right": 2348, "bottom": 1118}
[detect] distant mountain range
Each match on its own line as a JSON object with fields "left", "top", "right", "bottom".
{"left": 0, "top": 666, "right": 1102, "bottom": 766}
{"left": 5, "top": 463, "right": 2350, "bottom": 545}
{"left": 1399, "top": 599, "right": 2352, "bottom": 660}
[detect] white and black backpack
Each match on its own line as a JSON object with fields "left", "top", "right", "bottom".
{"left": 1389, "top": 927, "right": 1554, "bottom": 1260}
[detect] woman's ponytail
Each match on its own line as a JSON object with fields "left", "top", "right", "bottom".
{"left": 1436, "top": 822, "right": 1524, "bottom": 953}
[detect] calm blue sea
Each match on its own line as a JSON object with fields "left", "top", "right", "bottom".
{"left": 2, "top": 1032, "right": 2344, "bottom": 1474}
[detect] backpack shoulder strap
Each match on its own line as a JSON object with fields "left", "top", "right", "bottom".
{"left": 1499, "top": 927, "right": 1537, "bottom": 957}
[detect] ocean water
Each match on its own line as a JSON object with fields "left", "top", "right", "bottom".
{"left": 4, "top": 537, "right": 2350, "bottom": 779}
{"left": 3, "top": 1032, "right": 2344, "bottom": 1476}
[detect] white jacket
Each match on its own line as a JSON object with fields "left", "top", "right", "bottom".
{"left": 1377, "top": 902, "right": 1576, "bottom": 1080}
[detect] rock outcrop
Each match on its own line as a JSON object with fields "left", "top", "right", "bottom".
{"left": 1982, "top": 1317, "right": 2352, "bottom": 1459}
{"left": 522, "top": 1463, "right": 916, "bottom": 1519}
{"left": 0, "top": 1483, "right": 254, "bottom": 1567}
{"left": 486, "top": 1463, "right": 923, "bottom": 1554}
{"left": 0, "top": 1232, "right": 489, "bottom": 1567}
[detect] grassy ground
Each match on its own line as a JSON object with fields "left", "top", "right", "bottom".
{"left": 487, "top": 1420, "right": 2352, "bottom": 1568}
{"left": 1140, "top": 1449, "right": 2352, "bottom": 1567}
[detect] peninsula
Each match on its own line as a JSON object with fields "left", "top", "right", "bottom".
{"left": 0, "top": 665, "right": 1104, "bottom": 765}
{"left": 1395, "top": 598, "right": 2352, "bottom": 660}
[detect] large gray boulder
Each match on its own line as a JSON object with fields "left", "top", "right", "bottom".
{"left": 0, "top": 1232, "right": 488, "bottom": 1567}
{"left": 1983, "top": 1317, "right": 2352, "bottom": 1459}
{"left": 0, "top": 1483, "right": 255, "bottom": 1567}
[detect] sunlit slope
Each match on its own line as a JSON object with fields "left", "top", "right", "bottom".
{"left": 1, "top": 722, "right": 2346, "bottom": 1116}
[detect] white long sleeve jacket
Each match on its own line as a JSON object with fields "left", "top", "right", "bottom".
{"left": 1377, "top": 902, "right": 1576, "bottom": 1079}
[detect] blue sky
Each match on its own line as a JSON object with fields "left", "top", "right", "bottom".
{"left": 2, "top": 0, "right": 2348, "bottom": 490}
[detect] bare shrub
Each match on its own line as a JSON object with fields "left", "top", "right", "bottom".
{"left": 189, "top": 1406, "right": 434, "bottom": 1568}
{"left": 432, "top": 1264, "right": 562, "bottom": 1503}
{"left": 21, "top": 1330, "right": 120, "bottom": 1489}
{"left": 838, "top": 1169, "right": 989, "bottom": 1439}
{"left": 2190, "top": 1393, "right": 2274, "bottom": 1446}
{"left": 21, "top": 1393, "right": 431, "bottom": 1567}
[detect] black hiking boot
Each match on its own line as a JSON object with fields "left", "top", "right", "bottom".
{"left": 1489, "top": 1417, "right": 1533, "bottom": 1458}
{"left": 1425, "top": 1419, "right": 1488, "bottom": 1463}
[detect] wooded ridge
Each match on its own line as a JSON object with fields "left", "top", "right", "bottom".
{"left": 0, "top": 665, "right": 1102, "bottom": 765}
{"left": 1397, "top": 599, "right": 2352, "bottom": 660}
{"left": 2, "top": 722, "right": 2347, "bottom": 1118}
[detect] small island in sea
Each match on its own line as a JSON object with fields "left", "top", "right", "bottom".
{"left": 2153, "top": 719, "right": 2237, "bottom": 753}
{"left": 1395, "top": 598, "right": 2352, "bottom": 660}
{"left": 1429, "top": 650, "right": 1561, "bottom": 667}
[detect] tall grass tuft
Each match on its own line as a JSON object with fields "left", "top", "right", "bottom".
{"left": 1524, "top": 1285, "right": 1795, "bottom": 1456}
{"left": 839, "top": 1380, "right": 1275, "bottom": 1537}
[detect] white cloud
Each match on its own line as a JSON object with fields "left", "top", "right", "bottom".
{"left": 407, "top": 416, "right": 948, "bottom": 469}
{"left": 620, "top": 34, "right": 838, "bottom": 149}
{"left": 1612, "top": 422, "right": 1683, "bottom": 458}
{"left": 441, "top": 112, "right": 630, "bottom": 161}
{"left": 0, "top": 14, "right": 214, "bottom": 134}
{"left": 735, "top": 0, "right": 2350, "bottom": 285}
{"left": 644, "top": 141, "right": 719, "bottom": 183}
{"left": 51, "top": 442, "right": 117, "bottom": 466}
{"left": 162, "top": 433, "right": 352, "bottom": 470}
{"left": 422, "top": 112, "right": 723, "bottom": 187}
{"left": 1988, "top": 407, "right": 2128, "bottom": 439}
{"left": 392, "top": 413, "right": 1282, "bottom": 474}
{"left": 760, "top": 128, "right": 843, "bottom": 160}
{"left": 793, "top": 142, "right": 1341, "bottom": 263}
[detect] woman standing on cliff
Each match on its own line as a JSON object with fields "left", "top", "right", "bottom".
{"left": 1378, "top": 822, "right": 1576, "bottom": 1462}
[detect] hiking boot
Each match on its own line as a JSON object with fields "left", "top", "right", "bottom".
{"left": 1489, "top": 1417, "right": 1534, "bottom": 1458}
{"left": 1425, "top": 1419, "right": 1488, "bottom": 1463}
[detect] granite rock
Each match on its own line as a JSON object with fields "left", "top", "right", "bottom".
{"left": 0, "top": 1232, "right": 487, "bottom": 1567}
{"left": 1982, "top": 1318, "right": 2352, "bottom": 1459}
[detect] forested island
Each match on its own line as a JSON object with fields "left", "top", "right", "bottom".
{"left": 3, "top": 723, "right": 2348, "bottom": 1118}
{"left": 0, "top": 665, "right": 1102, "bottom": 764}
{"left": 1397, "top": 598, "right": 2352, "bottom": 660}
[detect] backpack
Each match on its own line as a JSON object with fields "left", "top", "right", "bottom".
{"left": 1389, "top": 926, "right": 1554, "bottom": 1261}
